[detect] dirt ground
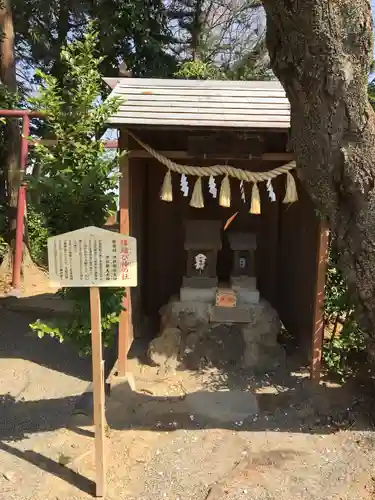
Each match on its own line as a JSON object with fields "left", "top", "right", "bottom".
{"left": 1, "top": 294, "right": 375, "bottom": 500}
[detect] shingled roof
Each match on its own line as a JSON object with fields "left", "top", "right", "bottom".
{"left": 105, "top": 78, "right": 290, "bottom": 129}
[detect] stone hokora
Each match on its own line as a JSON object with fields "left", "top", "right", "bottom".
{"left": 180, "top": 219, "right": 222, "bottom": 303}
{"left": 228, "top": 231, "right": 260, "bottom": 305}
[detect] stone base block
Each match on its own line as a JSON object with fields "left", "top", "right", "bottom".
{"left": 231, "top": 276, "right": 257, "bottom": 289}
{"left": 236, "top": 288, "right": 260, "bottom": 305}
{"left": 180, "top": 286, "right": 216, "bottom": 303}
{"left": 183, "top": 276, "right": 218, "bottom": 288}
{"left": 210, "top": 305, "right": 252, "bottom": 323}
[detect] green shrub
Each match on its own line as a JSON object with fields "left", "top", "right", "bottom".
{"left": 31, "top": 287, "right": 124, "bottom": 356}
{"left": 0, "top": 234, "right": 7, "bottom": 264}
{"left": 323, "top": 241, "right": 365, "bottom": 379}
{"left": 28, "top": 26, "right": 124, "bottom": 354}
{"left": 27, "top": 205, "right": 49, "bottom": 265}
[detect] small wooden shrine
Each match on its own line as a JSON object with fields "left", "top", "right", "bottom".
{"left": 105, "top": 77, "right": 329, "bottom": 381}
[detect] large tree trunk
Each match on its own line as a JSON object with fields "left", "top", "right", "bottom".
{"left": 49, "top": 0, "right": 71, "bottom": 83}
{"left": 262, "top": 1, "right": 375, "bottom": 340}
{"left": 0, "top": 0, "right": 19, "bottom": 243}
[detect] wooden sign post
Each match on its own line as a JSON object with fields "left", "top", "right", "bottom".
{"left": 90, "top": 286, "right": 106, "bottom": 497}
{"left": 47, "top": 227, "right": 137, "bottom": 498}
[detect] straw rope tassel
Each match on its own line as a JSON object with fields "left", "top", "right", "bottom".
{"left": 160, "top": 169, "right": 173, "bottom": 202}
{"left": 219, "top": 175, "right": 231, "bottom": 208}
{"left": 250, "top": 182, "right": 261, "bottom": 214}
{"left": 283, "top": 171, "right": 298, "bottom": 203}
{"left": 190, "top": 177, "right": 204, "bottom": 208}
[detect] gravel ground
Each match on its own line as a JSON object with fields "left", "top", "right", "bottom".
{"left": 116, "top": 428, "right": 375, "bottom": 500}
{"left": 100, "top": 362, "right": 375, "bottom": 500}
{"left": 1, "top": 308, "right": 375, "bottom": 500}
{"left": 0, "top": 309, "right": 91, "bottom": 500}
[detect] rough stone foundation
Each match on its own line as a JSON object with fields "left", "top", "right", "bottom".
{"left": 148, "top": 297, "right": 286, "bottom": 373}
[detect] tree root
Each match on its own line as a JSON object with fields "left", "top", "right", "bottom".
{"left": 0, "top": 243, "right": 49, "bottom": 292}
{"left": 0, "top": 245, "right": 12, "bottom": 281}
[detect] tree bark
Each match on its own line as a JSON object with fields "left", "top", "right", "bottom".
{"left": 0, "top": 0, "right": 19, "bottom": 243}
{"left": 262, "top": 1, "right": 375, "bottom": 339}
{"left": 191, "top": 0, "right": 204, "bottom": 61}
{"left": 50, "top": 0, "right": 71, "bottom": 83}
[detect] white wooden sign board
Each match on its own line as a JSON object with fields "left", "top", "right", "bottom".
{"left": 47, "top": 226, "right": 137, "bottom": 288}
{"left": 47, "top": 226, "right": 137, "bottom": 498}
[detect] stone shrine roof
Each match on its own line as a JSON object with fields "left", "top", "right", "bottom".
{"left": 228, "top": 232, "right": 257, "bottom": 250}
{"left": 184, "top": 220, "right": 222, "bottom": 250}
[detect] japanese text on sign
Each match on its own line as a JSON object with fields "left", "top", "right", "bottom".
{"left": 47, "top": 227, "right": 137, "bottom": 288}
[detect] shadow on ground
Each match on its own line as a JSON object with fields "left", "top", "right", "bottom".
{"left": 106, "top": 369, "right": 373, "bottom": 435}
{"left": 1, "top": 355, "right": 374, "bottom": 495}
{"left": 1, "top": 309, "right": 374, "bottom": 497}
{"left": 0, "top": 440, "right": 95, "bottom": 496}
{"left": 1, "top": 366, "right": 373, "bottom": 442}
{"left": 0, "top": 308, "right": 92, "bottom": 381}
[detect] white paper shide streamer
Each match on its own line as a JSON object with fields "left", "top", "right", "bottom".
{"left": 208, "top": 175, "right": 217, "bottom": 198}
{"left": 266, "top": 179, "right": 276, "bottom": 202}
{"left": 180, "top": 173, "right": 189, "bottom": 197}
{"left": 240, "top": 180, "right": 246, "bottom": 202}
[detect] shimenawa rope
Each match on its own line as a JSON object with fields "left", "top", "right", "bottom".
{"left": 128, "top": 131, "right": 298, "bottom": 212}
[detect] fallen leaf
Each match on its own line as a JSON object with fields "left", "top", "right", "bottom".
{"left": 224, "top": 211, "right": 238, "bottom": 231}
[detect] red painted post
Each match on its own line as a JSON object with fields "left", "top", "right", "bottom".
{"left": 11, "top": 114, "right": 30, "bottom": 293}
{"left": 0, "top": 108, "right": 118, "bottom": 293}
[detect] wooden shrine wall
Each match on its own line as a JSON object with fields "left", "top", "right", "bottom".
{"left": 276, "top": 178, "right": 323, "bottom": 354}
{"left": 128, "top": 157, "right": 147, "bottom": 334}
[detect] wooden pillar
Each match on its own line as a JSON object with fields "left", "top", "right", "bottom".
{"left": 310, "top": 221, "right": 329, "bottom": 383}
{"left": 118, "top": 129, "right": 133, "bottom": 377}
{"left": 90, "top": 287, "right": 107, "bottom": 497}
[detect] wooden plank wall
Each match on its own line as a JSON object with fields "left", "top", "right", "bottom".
{"left": 276, "top": 178, "right": 322, "bottom": 355}
{"left": 128, "top": 158, "right": 147, "bottom": 334}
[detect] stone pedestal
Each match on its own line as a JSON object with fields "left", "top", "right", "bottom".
{"left": 236, "top": 289, "right": 260, "bottom": 305}
{"left": 210, "top": 305, "right": 251, "bottom": 323}
{"left": 231, "top": 276, "right": 260, "bottom": 304}
{"left": 149, "top": 297, "right": 285, "bottom": 373}
{"left": 183, "top": 276, "right": 218, "bottom": 288}
{"left": 180, "top": 287, "right": 216, "bottom": 303}
{"left": 230, "top": 276, "right": 257, "bottom": 289}
{"left": 152, "top": 223, "right": 284, "bottom": 375}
